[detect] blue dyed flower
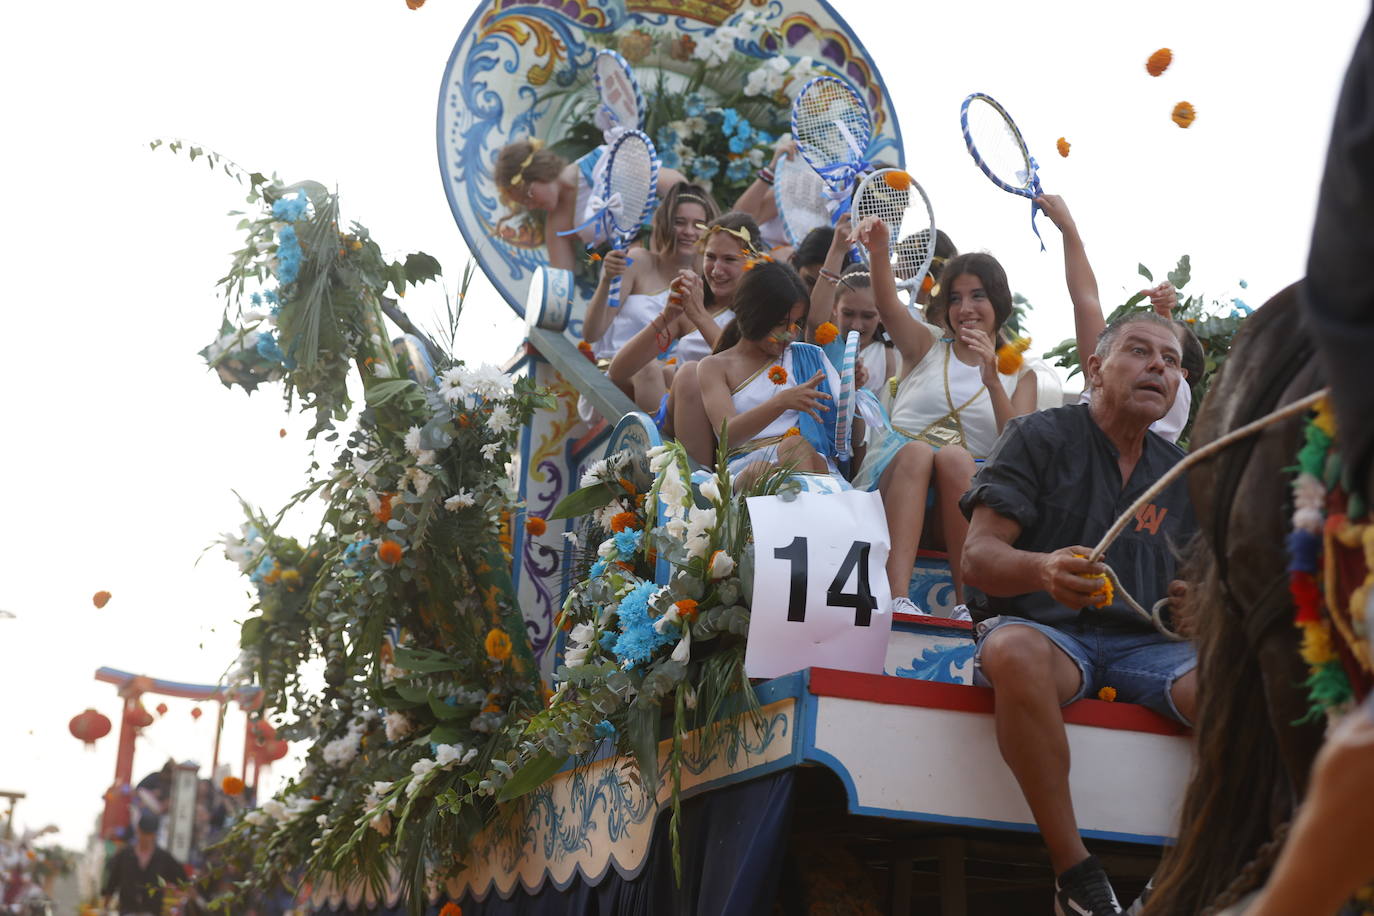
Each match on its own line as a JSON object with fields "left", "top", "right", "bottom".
{"left": 720, "top": 108, "right": 741, "bottom": 137}
{"left": 1232, "top": 298, "right": 1252, "bottom": 315}
{"left": 249, "top": 553, "right": 276, "bottom": 584}
{"left": 594, "top": 720, "right": 616, "bottom": 739}
{"left": 659, "top": 146, "right": 682, "bottom": 171}
{"left": 611, "top": 581, "right": 677, "bottom": 666}
{"left": 255, "top": 331, "right": 296, "bottom": 368}
{"left": 613, "top": 529, "right": 642, "bottom": 557}
{"left": 275, "top": 226, "right": 303, "bottom": 286}
{"left": 250, "top": 292, "right": 262, "bottom": 306}
{"left": 599, "top": 630, "right": 618, "bottom": 650}
{"left": 692, "top": 155, "right": 721, "bottom": 181}
{"left": 684, "top": 94, "right": 707, "bottom": 118}
{"left": 725, "top": 158, "right": 753, "bottom": 183}
{"left": 656, "top": 126, "right": 679, "bottom": 150}
{"left": 342, "top": 539, "right": 373, "bottom": 568}
{"left": 590, "top": 558, "right": 608, "bottom": 579}
{"left": 263, "top": 289, "right": 280, "bottom": 305}
{"left": 728, "top": 132, "right": 754, "bottom": 154}
{"left": 271, "top": 192, "right": 309, "bottom": 223}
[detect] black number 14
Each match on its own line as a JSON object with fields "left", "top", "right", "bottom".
{"left": 773, "top": 536, "right": 876, "bottom": 627}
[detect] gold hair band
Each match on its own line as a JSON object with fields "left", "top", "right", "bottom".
{"left": 508, "top": 137, "right": 544, "bottom": 187}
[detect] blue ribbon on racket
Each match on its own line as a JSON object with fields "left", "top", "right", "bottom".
{"left": 815, "top": 159, "right": 873, "bottom": 223}
{"left": 1026, "top": 158, "right": 1047, "bottom": 252}
{"left": 556, "top": 191, "right": 624, "bottom": 241}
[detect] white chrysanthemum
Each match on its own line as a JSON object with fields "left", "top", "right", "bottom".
{"left": 322, "top": 732, "right": 361, "bottom": 768}
{"left": 434, "top": 744, "right": 465, "bottom": 767}
{"left": 467, "top": 364, "right": 511, "bottom": 397}
{"left": 403, "top": 466, "right": 433, "bottom": 496}
{"left": 444, "top": 489, "right": 477, "bottom": 511}
{"left": 403, "top": 427, "right": 424, "bottom": 456}
{"left": 260, "top": 799, "right": 288, "bottom": 822}
{"left": 480, "top": 442, "right": 502, "bottom": 461}
{"left": 383, "top": 711, "right": 412, "bottom": 743}
{"left": 416, "top": 450, "right": 436, "bottom": 467}
{"left": 244, "top": 809, "right": 271, "bottom": 828}
{"left": 580, "top": 458, "right": 609, "bottom": 489}
{"left": 488, "top": 404, "right": 516, "bottom": 433}
{"left": 709, "top": 550, "right": 736, "bottom": 579}
{"left": 362, "top": 489, "right": 381, "bottom": 516}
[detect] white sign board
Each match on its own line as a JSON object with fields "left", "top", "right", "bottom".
{"left": 167, "top": 764, "right": 199, "bottom": 865}
{"left": 745, "top": 489, "right": 893, "bottom": 678}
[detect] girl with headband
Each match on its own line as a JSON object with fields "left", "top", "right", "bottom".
{"left": 583, "top": 183, "right": 719, "bottom": 412}
{"left": 495, "top": 137, "right": 686, "bottom": 271}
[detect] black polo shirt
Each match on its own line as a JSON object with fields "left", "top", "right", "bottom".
{"left": 102, "top": 845, "right": 184, "bottom": 914}
{"left": 959, "top": 404, "right": 1197, "bottom": 631}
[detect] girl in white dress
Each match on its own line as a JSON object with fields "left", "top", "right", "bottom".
{"left": 696, "top": 261, "right": 839, "bottom": 488}
{"left": 851, "top": 216, "right": 1038, "bottom": 611}
{"left": 494, "top": 137, "right": 687, "bottom": 271}
{"left": 583, "top": 183, "right": 719, "bottom": 412}
{"left": 832, "top": 265, "right": 898, "bottom": 396}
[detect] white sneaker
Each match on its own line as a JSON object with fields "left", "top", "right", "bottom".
{"left": 891, "top": 596, "right": 920, "bottom": 615}
{"left": 948, "top": 604, "right": 972, "bottom": 621}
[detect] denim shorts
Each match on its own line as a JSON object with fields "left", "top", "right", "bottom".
{"left": 972, "top": 615, "right": 1198, "bottom": 724}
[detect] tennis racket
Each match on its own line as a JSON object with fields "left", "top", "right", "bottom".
{"left": 834, "top": 331, "right": 860, "bottom": 460}
{"left": 790, "top": 76, "right": 873, "bottom": 221}
{"left": 960, "top": 92, "right": 1047, "bottom": 249}
{"left": 773, "top": 152, "right": 831, "bottom": 247}
{"left": 851, "top": 167, "right": 937, "bottom": 305}
{"left": 602, "top": 129, "right": 659, "bottom": 309}
{"left": 593, "top": 49, "right": 644, "bottom": 133}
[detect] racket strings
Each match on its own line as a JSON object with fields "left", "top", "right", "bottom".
{"left": 851, "top": 174, "right": 935, "bottom": 282}
{"left": 965, "top": 100, "right": 1032, "bottom": 189}
{"left": 774, "top": 156, "right": 830, "bottom": 245}
{"left": 606, "top": 139, "right": 654, "bottom": 235}
{"left": 793, "top": 80, "right": 872, "bottom": 174}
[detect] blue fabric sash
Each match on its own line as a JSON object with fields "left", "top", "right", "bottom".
{"left": 790, "top": 342, "right": 837, "bottom": 458}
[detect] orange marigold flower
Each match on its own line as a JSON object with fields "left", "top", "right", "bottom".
{"left": 996, "top": 336, "right": 1031, "bottom": 375}
{"left": 92, "top": 590, "right": 112, "bottom": 609}
{"left": 782, "top": 427, "right": 800, "bottom": 438}
{"left": 588, "top": 253, "right": 603, "bottom": 262}
{"left": 767, "top": 365, "right": 788, "bottom": 385}
{"left": 610, "top": 511, "right": 641, "bottom": 532}
{"left": 814, "top": 321, "right": 839, "bottom": 346}
{"left": 1171, "top": 101, "right": 1196, "bottom": 129}
{"left": 1146, "top": 47, "right": 1172, "bottom": 77}
{"left": 375, "top": 492, "right": 394, "bottom": 524}
{"left": 1097, "top": 686, "right": 1118, "bottom": 702}
{"left": 438, "top": 903, "right": 463, "bottom": 916}
{"left": 577, "top": 340, "right": 596, "bottom": 362}
{"left": 525, "top": 516, "right": 547, "bottom": 536}
{"left": 921, "top": 274, "right": 935, "bottom": 294}
{"left": 1072, "top": 553, "right": 1113, "bottom": 607}
{"left": 221, "top": 776, "right": 245, "bottom": 796}
{"left": 482, "top": 703, "right": 502, "bottom": 714}
{"left": 666, "top": 357, "right": 678, "bottom": 365}
{"left": 279, "top": 428, "right": 287, "bottom": 438}
{"left": 882, "top": 170, "right": 912, "bottom": 191}
{"left": 675, "top": 599, "right": 699, "bottom": 622}
{"left": 1056, "top": 137, "right": 1071, "bottom": 158}
{"left": 378, "top": 540, "right": 404, "bottom": 565}
{"left": 484, "top": 628, "right": 513, "bottom": 661}
{"left": 457, "top": 414, "right": 471, "bottom": 427}
{"left": 743, "top": 260, "right": 757, "bottom": 271}
{"left": 618, "top": 477, "right": 638, "bottom": 495}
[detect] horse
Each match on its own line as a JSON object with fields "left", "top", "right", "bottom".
{"left": 1143, "top": 283, "right": 1332, "bottom": 914}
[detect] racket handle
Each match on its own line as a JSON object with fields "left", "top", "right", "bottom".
{"left": 608, "top": 274, "right": 623, "bottom": 309}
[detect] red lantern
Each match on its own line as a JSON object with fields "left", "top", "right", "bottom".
{"left": 69, "top": 709, "right": 112, "bottom": 747}
{"left": 125, "top": 704, "right": 154, "bottom": 729}
{"left": 252, "top": 737, "right": 290, "bottom": 766}
{"left": 190, "top": 707, "right": 203, "bottom": 721}
{"left": 155, "top": 703, "right": 168, "bottom": 717}
{"left": 247, "top": 720, "right": 276, "bottom": 745}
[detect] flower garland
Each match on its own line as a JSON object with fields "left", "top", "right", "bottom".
{"left": 1288, "top": 397, "right": 1354, "bottom": 721}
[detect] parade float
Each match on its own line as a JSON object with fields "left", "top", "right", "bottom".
{"left": 178, "top": 2, "right": 1247, "bottom": 913}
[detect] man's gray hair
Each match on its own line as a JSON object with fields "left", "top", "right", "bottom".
{"left": 1093, "top": 311, "right": 1179, "bottom": 360}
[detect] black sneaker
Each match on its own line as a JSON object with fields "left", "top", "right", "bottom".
{"left": 1054, "top": 855, "right": 1122, "bottom": 916}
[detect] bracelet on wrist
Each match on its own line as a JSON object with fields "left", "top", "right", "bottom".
{"left": 758, "top": 167, "right": 775, "bottom": 186}
{"left": 818, "top": 267, "right": 841, "bottom": 285}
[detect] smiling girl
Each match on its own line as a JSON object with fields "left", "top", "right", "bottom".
{"left": 583, "top": 183, "right": 719, "bottom": 411}
{"left": 695, "top": 260, "right": 840, "bottom": 487}
{"left": 851, "top": 216, "right": 1037, "bottom": 612}
{"left": 833, "top": 265, "right": 898, "bottom": 395}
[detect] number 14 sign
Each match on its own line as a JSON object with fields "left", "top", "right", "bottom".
{"left": 744, "top": 489, "right": 894, "bottom": 679}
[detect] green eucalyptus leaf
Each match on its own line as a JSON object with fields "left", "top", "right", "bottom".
{"left": 1138, "top": 263, "right": 1153, "bottom": 282}
{"left": 550, "top": 482, "right": 615, "bottom": 520}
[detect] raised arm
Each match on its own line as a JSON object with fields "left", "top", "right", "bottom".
{"left": 581, "top": 249, "right": 635, "bottom": 346}
{"left": 806, "top": 212, "right": 849, "bottom": 330}
{"left": 607, "top": 303, "right": 686, "bottom": 390}
{"left": 1036, "top": 194, "right": 1104, "bottom": 372}
{"left": 733, "top": 139, "right": 794, "bottom": 228}
{"left": 852, "top": 215, "right": 935, "bottom": 370}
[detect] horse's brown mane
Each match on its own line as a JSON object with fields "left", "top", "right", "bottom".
{"left": 1144, "top": 284, "right": 1329, "bottom": 914}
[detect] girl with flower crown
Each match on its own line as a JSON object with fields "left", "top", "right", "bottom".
{"left": 494, "top": 137, "right": 686, "bottom": 271}
{"left": 694, "top": 260, "right": 843, "bottom": 488}
{"left": 607, "top": 212, "right": 763, "bottom": 457}
{"left": 850, "top": 215, "right": 1038, "bottom": 614}
{"left": 583, "top": 183, "right": 720, "bottom": 412}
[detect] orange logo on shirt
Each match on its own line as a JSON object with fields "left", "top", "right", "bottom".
{"left": 1134, "top": 504, "right": 1168, "bottom": 536}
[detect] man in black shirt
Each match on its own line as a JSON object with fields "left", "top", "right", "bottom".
{"left": 961, "top": 312, "right": 1198, "bottom": 916}
{"left": 101, "top": 811, "right": 185, "bottom": 916}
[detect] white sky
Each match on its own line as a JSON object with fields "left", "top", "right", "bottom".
{"left": 0, "top": 0, "right": 1366, "bottom": 850}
